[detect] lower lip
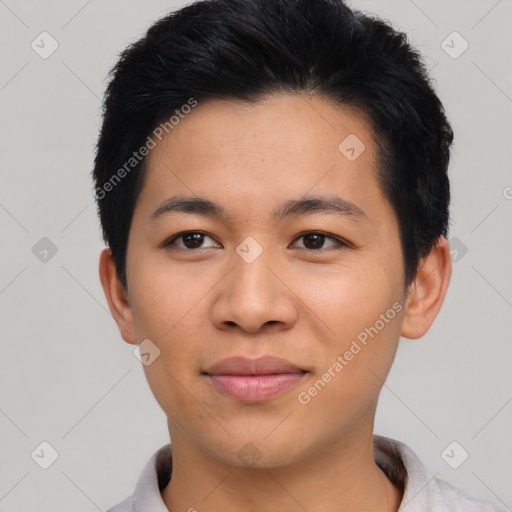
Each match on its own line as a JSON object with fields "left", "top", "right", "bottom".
{"left": 206, "top": 373, "right": 306, "bottom": 402}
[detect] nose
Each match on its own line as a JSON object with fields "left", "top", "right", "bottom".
{"left": 211, "top": 242, "right": 298, "bottom": 334}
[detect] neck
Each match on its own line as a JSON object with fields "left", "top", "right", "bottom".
{"left": 162, "top": 423, "right": 403, "bottom": 512}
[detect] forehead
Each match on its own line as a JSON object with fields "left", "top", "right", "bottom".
{"left": 136, "top": 93, "right": 389, "bottom": 224}
{"left": 147, "top": 93, "right": 377, "bottom": 168}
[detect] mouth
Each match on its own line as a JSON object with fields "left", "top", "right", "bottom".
{"left": 202, "top": 356, "right": 308, "bottom": 403}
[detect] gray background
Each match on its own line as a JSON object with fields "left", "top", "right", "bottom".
{"left": 0, "top": 0, "right": 511, "bottom": 510}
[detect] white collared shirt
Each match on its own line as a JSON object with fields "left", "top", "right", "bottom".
{"left": 106, "top": 435, "right": 509, "bottom": 511}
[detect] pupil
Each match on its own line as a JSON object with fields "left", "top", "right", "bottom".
{"left": 304, "top": 234, "right": 324, "bottom": 249}
{"left": 181, "top": 233, "right": 326, "bottom": 250}
{"left": 184, "top": 233, "right": 203, "bottom": 248}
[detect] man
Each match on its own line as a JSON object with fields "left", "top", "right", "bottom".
{"left": 92, "top": 0, "right": 507, "bottom": 510}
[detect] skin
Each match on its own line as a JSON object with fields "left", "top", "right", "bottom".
{"left": 99, "top": 93, "right": 451, "bottom": 512}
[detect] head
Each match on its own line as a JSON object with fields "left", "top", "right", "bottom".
{"left": 94, "top": 0, "right": 453, "bottom": 468}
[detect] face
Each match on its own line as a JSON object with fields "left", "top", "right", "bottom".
{"left": 118, "top": 93, "right": 410, "bottom": 467}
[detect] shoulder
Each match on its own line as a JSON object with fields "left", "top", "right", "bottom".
{"left": 429, "top": 477, "right": 509, "bottom": 512}
{"left": 105, "top": 444, "right": 172, "bottom": 512}
{"left": 373, "top": 435, "right": 509, "bottom": 512}
{"left": 106, "top": 496, "right": 134, "bottom": 512}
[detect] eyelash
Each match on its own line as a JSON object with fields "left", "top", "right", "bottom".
{"left": 163, "top": 230, "right": 352, "bottom": 252}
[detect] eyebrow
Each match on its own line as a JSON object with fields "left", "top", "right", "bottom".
{"left": 148, "top": 194, "right": 368, "bottom": 224}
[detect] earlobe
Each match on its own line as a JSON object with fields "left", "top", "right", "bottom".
{"left": 401, "top": 236, "right": 452, "bottom": 339}
{"left": 98, "top": 247, "right": 138, "bottom": 345}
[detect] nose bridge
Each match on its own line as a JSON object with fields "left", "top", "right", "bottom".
{"left": 232, "top": 237, "right": 278, "bottom": 303}
{"left": 212, "top": 236, "right": 297, "bottom": 332}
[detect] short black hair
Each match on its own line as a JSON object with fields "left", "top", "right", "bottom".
{"left": 92, "top": 0, "right": 453, "bottom": 290}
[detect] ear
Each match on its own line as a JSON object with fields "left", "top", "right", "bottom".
{"left": 401, "top": 236, "right": 452, "bottom": 339}
{"left": 98, "top": 247, "right": 138, "bottom": 345}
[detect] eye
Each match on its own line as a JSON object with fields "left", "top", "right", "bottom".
{"left": 163, "top": 230, "right": 351, "bottom": 252}
{"left": 291, "top": 231, "right": 351, "bottom": 251}
{"left": 164, "top": 231, "right": 220, "bottom": 250}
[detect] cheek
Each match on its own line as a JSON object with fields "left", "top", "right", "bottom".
{"left": 129, "top": 263, "right": 213, "bottom": 396}
{"left": 293, "top": 261, "right": 396, "bottom": 338}
{"left": 129, "top": 258, "right": 211, "bottom": 338}
{"left": 295, "top": 309, "right": 403, "bottom": 427}
{"left": 292, "top": 262, "right": 403, "bottom": 397}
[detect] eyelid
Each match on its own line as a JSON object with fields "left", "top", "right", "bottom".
{"left": 163, "top": 230, "right": 354, "bottom": 251}
{"left": 290, "top": 230, "right": 354, "bottom": 250}
{"left": 163, "top": 230, "right": 219, "bottom": 249}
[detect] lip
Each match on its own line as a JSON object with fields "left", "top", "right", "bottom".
{"left": 204, "top": 356, "right": 305, "bottom": 375}
{"left": 203, "top": 356, "right": 308, "bottom": 403}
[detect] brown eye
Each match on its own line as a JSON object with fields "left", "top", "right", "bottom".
{"left": 165, "top": 231, "right": 219, "bottom": 250}
{"left": 292, "top": 231, "right": 349, "bottom": 251}
{"left": 302, "top": 233, "right": 326, "bottom": 249}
